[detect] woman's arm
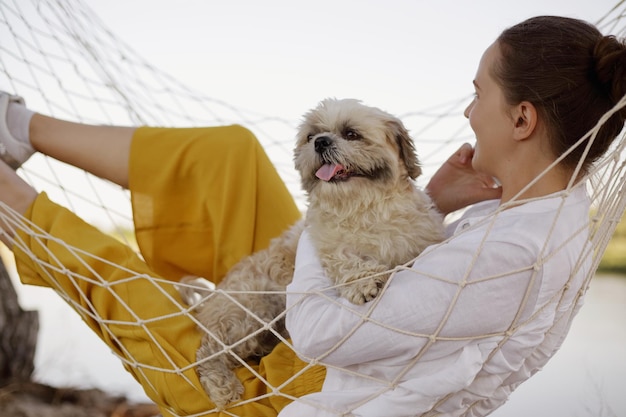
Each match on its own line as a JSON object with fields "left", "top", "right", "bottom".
{"left": 285, "top": 229, "right": 535, "bottom": 367}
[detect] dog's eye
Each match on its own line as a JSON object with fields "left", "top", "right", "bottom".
{"left": 344, "top": 129, "right": 361, "bottom": 140}
{"left": 306, "top": 134, "right": 314, "bottom": 142}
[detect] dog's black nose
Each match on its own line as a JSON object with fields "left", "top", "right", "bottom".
{"left": 314, "top": 136, "right": 332, "bottom": 153}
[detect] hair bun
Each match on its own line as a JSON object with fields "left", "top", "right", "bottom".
{"left": 593, "top": 35, "right": 626, "bottom": 107}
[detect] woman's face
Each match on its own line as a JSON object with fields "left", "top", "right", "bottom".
{"left": 464, "top": 42, "right": 515, "bottom": 179}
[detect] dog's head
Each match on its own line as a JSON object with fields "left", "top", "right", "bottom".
{"left": 294, "top": 98, "right": 421, "bottom": 198}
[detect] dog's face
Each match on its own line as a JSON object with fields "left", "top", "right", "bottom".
{"left": 294, "top": 98, "right": 421, "bottom": 199}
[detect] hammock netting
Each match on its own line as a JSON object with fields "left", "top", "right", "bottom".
{"left": 1, "top": 0, "right": 625, "bottom": 416}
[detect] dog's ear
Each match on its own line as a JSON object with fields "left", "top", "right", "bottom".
{"left": 388, "top": 119, "right": 422, "bottom": 179}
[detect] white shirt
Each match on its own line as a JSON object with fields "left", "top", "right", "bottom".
{"left": 280, "top": 185, "right": 592, "bottom": 417}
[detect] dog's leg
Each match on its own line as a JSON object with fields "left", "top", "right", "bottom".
{"left": 193, "top": 292, "right": 249, "bottom": 407}
{"left": 193, "top": 285, "right": 288, "bottom": 407}
{"left": 323, "top": 254, "right": 391, "bottom": 304}
{"left": 197, "top": 343, "right": 245, "bottom": 408}
{"left": 185, "top": 220, "right": 301, "bottom": 407}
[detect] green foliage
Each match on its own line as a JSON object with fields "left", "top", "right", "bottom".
{"left": 598, "top": 212, "right": 626, "bottom": 275}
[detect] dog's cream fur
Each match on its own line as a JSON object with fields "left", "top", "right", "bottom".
{"left": 182, "top": 98, "right": 444, "bottom": 408}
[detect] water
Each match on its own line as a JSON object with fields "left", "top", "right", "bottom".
{"left": 491, "top": 274, "right": 626, "bottom": 417}
{"left": 12, "top": 266, "right": 626, "bottom": 416}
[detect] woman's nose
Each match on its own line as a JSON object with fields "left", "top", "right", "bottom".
{"left": 463, "top": 100, "right": 474, "bottom": 119}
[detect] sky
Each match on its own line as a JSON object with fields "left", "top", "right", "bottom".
{"left": 4, "top": 1, "right": 625, "bottom": 416}
{"left": 83, "top": 0, "right": 616, "bottom": 121}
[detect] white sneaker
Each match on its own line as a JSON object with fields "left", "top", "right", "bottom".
{"left": 0, "top": 92, "right": 35, "bottom": 169}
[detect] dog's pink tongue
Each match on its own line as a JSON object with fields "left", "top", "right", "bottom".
{"left": 316, "top": 163, "right": 344, "bottom": 181}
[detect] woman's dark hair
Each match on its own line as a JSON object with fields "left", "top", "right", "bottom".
{"left": 494, "top": 16, "right": 626, "bottom": 173}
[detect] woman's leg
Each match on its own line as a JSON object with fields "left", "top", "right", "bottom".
{"left": 0, "top": 159, "right": 316, "bottom": 416}
{"left": 129, "top": 125, "right": 303, "bottom": 284}
{"left": 1, "top": 92, "right": 133, "bottom": 188}
{"left": 5, "top": 94, "right": 302, "bottom": 282}
{"left": 0, "top": 160, "right": 207, "bottom": 414}
{"left": 0, "top": 161, "right": 37, "bottom": 245}
{"left": 11, "top": 190, "right": 297, "bottom": 417}
{"left": 29, "top": 114, "right": 134, "bottom": 188}
{"left": 1, "top": 95, "right": 324, "bottom": 414}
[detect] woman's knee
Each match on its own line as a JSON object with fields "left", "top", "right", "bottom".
{"left": 222, "top": 124, "right": 264, "bottom": 155}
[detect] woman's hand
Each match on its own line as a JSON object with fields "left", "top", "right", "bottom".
{"left": 425, "top": 143, "right": 502, "bottom": 215}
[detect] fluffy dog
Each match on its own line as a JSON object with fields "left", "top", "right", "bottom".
{"left": 182, "top": 98, "right": 444, "bottom": 408}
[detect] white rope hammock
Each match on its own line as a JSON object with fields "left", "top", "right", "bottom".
{"left": 1, "top": 1, "right": 625, "bottom": 416}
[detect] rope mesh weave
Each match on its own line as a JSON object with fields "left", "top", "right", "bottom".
{"left": 1, "top": 1, "right": 625, "bottom": 416}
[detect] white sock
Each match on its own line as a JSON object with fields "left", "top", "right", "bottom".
{"left": 6, "top": 100, "right": 35, "bottom": 147}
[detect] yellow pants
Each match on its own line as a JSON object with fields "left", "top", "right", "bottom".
{"left": 13, "top": 125, "right": 325, "bottom": 417}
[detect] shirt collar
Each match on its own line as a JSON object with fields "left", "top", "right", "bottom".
{"left": 449, "top": 185, "right": 589, "bottom": 236}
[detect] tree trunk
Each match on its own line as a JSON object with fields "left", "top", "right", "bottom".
{"left": 0, "top": 380, "right": 161, "bottom": 417}
{"left": 0, "top": 257, "right": 38, "bottom": 384}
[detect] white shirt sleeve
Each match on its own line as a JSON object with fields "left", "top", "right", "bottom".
{"left": 285, "top": 228, "right": 537, "bottom": 368}
{"left": 283, "top": 190, "right": 591, "bottom": 417}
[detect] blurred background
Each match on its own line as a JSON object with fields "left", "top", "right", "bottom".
{"left": 0, "top": 1, "right": 624, "bottom": 416}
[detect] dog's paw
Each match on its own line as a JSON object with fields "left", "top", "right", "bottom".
{"left": 201, "top": 371, "right": 244, "bottom": 409}
{"left": 340, "top": 277, "right": 385, "bottom": 304}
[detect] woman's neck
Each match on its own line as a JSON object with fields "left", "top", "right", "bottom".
{"left": 499, "top": 163, "right": 573, "bottom": 205}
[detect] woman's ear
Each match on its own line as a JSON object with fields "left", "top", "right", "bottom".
{"left": 512, "top": 101, "right": 538, "bottom": 141}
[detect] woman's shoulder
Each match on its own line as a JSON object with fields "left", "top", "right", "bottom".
{"left": 451, "top": 186, "right": 589, "bottom": 235}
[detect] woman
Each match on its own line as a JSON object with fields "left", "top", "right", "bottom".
{"left": 282, "top": 16, "right": 626, "bottom": 417}
{"left": 0, "top": 15, "right": 624, "bottom": 417}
